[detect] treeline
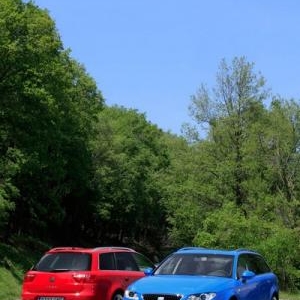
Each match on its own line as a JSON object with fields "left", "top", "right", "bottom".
{"left": 0, "top": 0, "right": 299, "bottom": 291}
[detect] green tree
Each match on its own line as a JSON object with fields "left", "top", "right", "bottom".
{"left": 0, "top": 0, "right": 103, "bottom": 241}
{"left": 90, "top": 106, "right": 169, "bottom": 252}
{"left": 188, "top": 57, "right": 269, "bottom": 209}
{"left": 180, "top": 57, "right": 300, "bottom": 289}
{"left": 163, "top": 58, "right": 271, "bottom": 247}
{"left": 265, "top": 99, "right": 300, "bottom": 229}
{"left": 193, "top": 202, "right": 300, "bottom": 291}
{"left": 0, "top": 148, "right": 24, "bottom": 232}
{"left": 160, "top": 134, "right": 222, "bottom": 247}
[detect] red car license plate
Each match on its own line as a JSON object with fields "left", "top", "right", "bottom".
{"left": 38, "top": 297, "right": 64, "bottom": 300}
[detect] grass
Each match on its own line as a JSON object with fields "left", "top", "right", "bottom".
{"left": 0, "top": 236, "right": 49, "bottom": 300}
{"left": 281, "top": 291, "right": 300, "bottom": 300}
{"left": 0, "top": 267, "right": 22, "bottom": 300}
{"left": 0, "top": 237, "right": 299, "bottom": 300}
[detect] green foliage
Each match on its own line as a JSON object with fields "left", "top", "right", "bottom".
{"left": 192, "top": 202, "right": 300, "bottom": 291}
{"left": 0, "top": 236, "right": 49, "bottom": 300}
{"left": 90, "top": 106, "right": 169, "bottom": 250}
{"left": 0, "top": 0, "right": 104, "bottom": 242}
{"left": 257, "top": 227, "right": 300, "bottom": 291}
{"left": 165, "top": 57, "right": 300, "bottom": 290}
{"left": 193, "top": 202, "right": 262, "bottom": 248}
{"left": 0, "top": 148, "right": 24, "bottom": 228}
{"left": 160, "top": 135, "right": 212, "bottom": 246}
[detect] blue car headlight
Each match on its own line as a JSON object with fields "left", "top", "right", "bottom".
{"left": 187, "top": 293, "right": 216, "bottom": 300}
{"left": 124, "top": 290, "right": 139, "bottom": 300}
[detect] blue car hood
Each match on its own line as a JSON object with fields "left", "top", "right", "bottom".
{"left": 129, "top": 275, "right": 235, "bottom": 294}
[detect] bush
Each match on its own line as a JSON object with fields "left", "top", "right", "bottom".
{"left": 257, "top": 227, "right": 300, "bottom": 292}
{"left": 193, "top": 202, "right": 300, "bottom": 291}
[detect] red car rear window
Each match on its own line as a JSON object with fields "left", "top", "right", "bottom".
{"left": 34, "top": 252, "right": 91, "bottom": 271}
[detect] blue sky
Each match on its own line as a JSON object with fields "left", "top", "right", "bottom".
{"left": 31, "top": 0, "right": 300, "bottom": 135}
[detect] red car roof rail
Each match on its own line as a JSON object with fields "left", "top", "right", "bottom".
{"left": 92, "top": 246, "right": 135, "bottom": 252}
{"left": 49, "top": 247, "right": 86, "bottom": 252}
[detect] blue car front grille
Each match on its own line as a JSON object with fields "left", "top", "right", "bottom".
{"left": 142, "top": 294, "right": 182, "bottom": 300}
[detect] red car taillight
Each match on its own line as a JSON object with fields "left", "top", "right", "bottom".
{"left": 72, "top": 273, "right": 96, "bottom": 283}
{"left": 23, "top": 273, "right": 36, "bottom": 282}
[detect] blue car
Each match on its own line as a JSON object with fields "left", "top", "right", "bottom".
{"left": 124, "top": 247, "right": 279, "bottom": 300}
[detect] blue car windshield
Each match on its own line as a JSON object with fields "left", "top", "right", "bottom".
{"left": 154, "top": 253, "right": 233, "bottom": 277}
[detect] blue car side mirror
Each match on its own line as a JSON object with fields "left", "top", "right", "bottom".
{"left": 241, "top": 270, "right": 255, "bottom": 282}
{"left": 144, "top": 268, "right": 154, "bottom": 276}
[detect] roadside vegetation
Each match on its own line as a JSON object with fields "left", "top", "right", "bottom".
{"left": 0, "top": 237, "right": 48, "bottom": 300}
{"left": 0, "top": 0, "right": 299, "bottom": 297}
{"left": 280, "top": 292, "right": 300, "bottom": 300}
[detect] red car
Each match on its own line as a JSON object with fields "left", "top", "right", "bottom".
{"left": 21, "top": 246, "right": 155, "bottom": 300}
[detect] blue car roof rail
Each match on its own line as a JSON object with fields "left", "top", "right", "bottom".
{"left": 177, "top": 247, "right": 206, "bottom": 251}
{"left": 235, "top": 248, "right": 257, "bottom": 253}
